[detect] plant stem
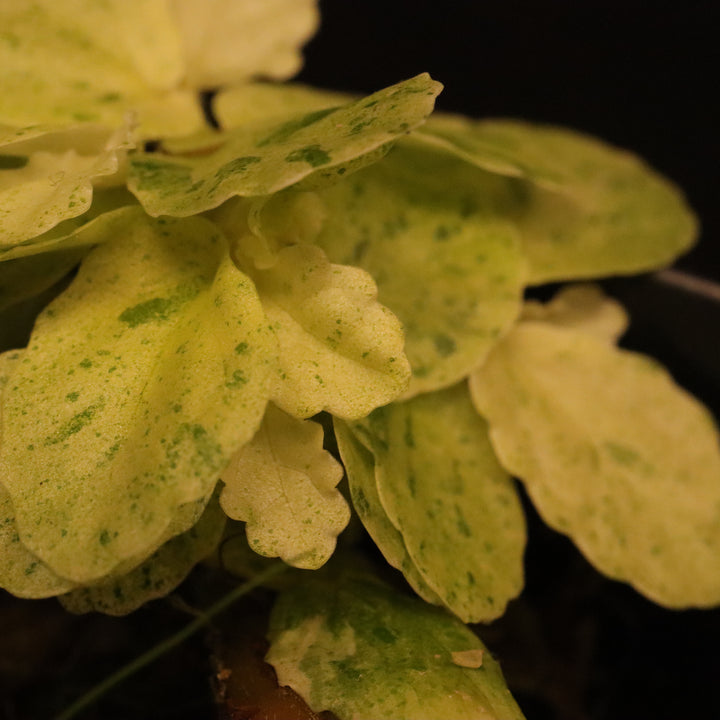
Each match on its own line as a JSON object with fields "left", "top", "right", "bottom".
{"left": 55, "top": 560, "right": 289, "bottom": 720}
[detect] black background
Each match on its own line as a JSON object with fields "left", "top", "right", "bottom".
{"left": 299, "top": 4, "right": 720, "bottom": 720}
{"left": 298, "top": 1, "right": 718, "bottom": 276}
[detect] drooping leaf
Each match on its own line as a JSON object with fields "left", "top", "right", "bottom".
{"left": 0, "top": 0, "right": 202, "bottom": 136}
{"left": 173, "top": 0, "right": 319, "bottom": 89}
{"left": 352, "top": 384, "right": 526, "bottom": 622}
{"left": 417, "top": 116, "right": 697, "bottom": 283}
{"left": 220, "top": 403, "right": 349, "bottom": 570}
{"left": 127, "top": 74, "right": 442, "bottom": 216}
{"left": 521, "top": 283, "right": 628, "bottom": 343}
{"left": 0, "top": 208, "right": 274, "bottom": 583}
{"left": 314, "top": 141, "right": 526, "bottom": 396}
{"left": 59, "top": 492, "right": 226, "bottom": 615}
{"left": 0, "top": 188, "right": 137, "bottom": 262}
{"left": 0, "top": 247, "right": 86, "bottom": 315}
{"left": 267, "top": 572, "right": 526, "bottom": 720}
{"left": 244, "top": 243, "right": 410, "bottom": 419}
{"left": 333, "top": 418, "right": 443, "bottom": 605}
{"left": 0, "top": 122, "right": 133, "bottom": 250}
{"left": 469, "top": 319, "right": 720, "bottom": 607}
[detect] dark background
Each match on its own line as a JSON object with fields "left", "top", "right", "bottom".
{"left": 299, "top": 4, "right": 720, "bottom": 720}
{"left": 298, "top": 0, "right": 718, "bottom": 275}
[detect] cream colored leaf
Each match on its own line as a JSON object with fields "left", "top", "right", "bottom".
{"left": 220, "top": 403, "right": 349, "bottom": 569}
{"left": 172, "top": 0, "right": 319, "bottom": 88}
{"left": 248, "top": 244, "right": 411, "bottom": 419}
{"left": 470, "top": 321, "right": 720, "bottom": 607}
{"left": 521, "top": 284, "right": 629, "bottom": 343}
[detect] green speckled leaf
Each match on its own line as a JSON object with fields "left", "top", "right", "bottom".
{"left": 247, "top": 243, "right": 410, "bottom": 419}
{"left": 128, "top": 74, "right": 442, "bottom": 216}
{"left": 174, "top": 0, "right": 319, "bottom": 89}
{"left": 0, "top": 1, "right": 202, "bottom": 136}
{"left": 352, "top": 384, "right": 526, "bottom": 622}
{"left": 314, "top": 141, "right": 526, "bottom": 396}
{"left": 0, "top": 349, "right": 76, "bottom": 598}
{"left": 417, "top": 117, "right": 697, "bottom": 283}
{"left": 220, "top": 403, "right": 349, "bottom": 570}
{"left": 0, "top": 123, "right": 133, "bottom": 251}
{"left": 0, "top": 208, "right": 274, "bottom": 583}
{"left": 267, "top": 573, "right": 526, "bottom": 720}
{"left": 59, "top": 492, "right": 226, "bottom": 615}
{"left": 469, "top": 320, "right": 720, "bottom": 608}
{"left": 333, "top": 418, "right": 442, "bottom": 605}
{"left": 0, "top": 188, "right": 137, "bottom": 262}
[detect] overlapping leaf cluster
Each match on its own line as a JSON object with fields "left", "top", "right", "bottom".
{"left": 1, "top": 2, "right": 718, "bottom": 719}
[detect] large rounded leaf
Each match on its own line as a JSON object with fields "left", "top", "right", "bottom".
{"left": 0, "top": 208, "right": 274, "bottom": 583}
{"left": 314, "top": 141, "right": 526, "bottom": 396}
{"left": 350, "top": 384, "right": 526, "bottom": 622}
{"left": 0, "top": 0, "right": 201, "bottom": 136}
{"left": 470, "top": 321, "right": 720, "bottom": 607}
{"left": 267, "top": 573, "right": 526, "bottom": 720}
{"left": 417, "top": 117, "right": 697, "bottom": 283}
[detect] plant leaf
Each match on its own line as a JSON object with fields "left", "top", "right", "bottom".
{"left": 0, "top": 208, "right": 274, "bottom": 583}
{"left": 127, "top": 74, "right": 442, "bottom": 216}
{"left": 0, "top": 0, "right": 202, "bottom": 136}
{"left": 214, "top": 81, "right": 350, "bottom": 130}
{"left": 351, "top": 384, "right": 526, "bottom": 622}
{"left": 333, "top": 418, "right": 443, "bottom": 605}
{"left": 521, "top": 283, "right": 628, "bottom": 343}
{"left": 59, "top": 492, "right": 226, "bottom": 615}
{"left": 220, "top": 403, "right": 349, "bottom": 570}
{"left": 314, "top": 141, "right": 527, "bottom": 396}
{"left": 0, "top": 188, "right": 137, "bottom": 262}
{"left": 417, "top": 116, "right": 697, "bottom": 283}
{"left": 173, "top": 0, "right": 319, "bottom": 89}
{"left": 0, "top": 122, "right": 133, "bottom": 250}
{"left": 0, "top": 349, "right": 76, "bottom": 598}
{"left": 0, "top": 247, "right": 87, "bottom": 315}
{"left": 266, "top": 572, "right": 526, "bottom": 720}
{"left": 469, "top": 319, "right": 720, "bottom": 607}
{"left": 246, "top": 243, "right": 410, "bottom": 419}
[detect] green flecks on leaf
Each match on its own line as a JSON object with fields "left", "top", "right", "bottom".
{"left": 469, "top": 312, "right": 720, "bottom": 608}
{"left": 285, "top": 144, "right": 331, "bottom": 168}
{"left": 59, "top": 495, "right": 226, "bottom": 615}
{"left": 257, "top": 108, "right": 338, "bottom": 147}
{"left": 267, "top": 572, "right": 525, "bottom": 720}
{"left": 248, "top": 244, "right": 410, "bottom": 419}
{"left": 220, "top": 404, "right": 349, "bottom": 570}
{"left": 119, "top": 297, "right": 174, "bottom": 327}
{"left": 0, "top": 209, "right": 274, "bottom": 583}
{"left": 128, "top": 74, "right": 442, "bottom": 217}
{"left": 350, "top": 384, "right": 525, "bottom": 622}
{"left": 43, "top": 402, "right": 103, "bottom": 446}
{"left": 416, "top": 116, "right": 698, "bottom": 283}
{"left": 314, "top": 141, "right": 526, "bottom": 397}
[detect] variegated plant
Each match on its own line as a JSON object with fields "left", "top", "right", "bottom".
{"left": 0, "top": 2, "right": 716, "bottom": 719}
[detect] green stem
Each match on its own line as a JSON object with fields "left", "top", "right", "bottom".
{"left": 55, "top": 560, "right": 289, "bottom": 720}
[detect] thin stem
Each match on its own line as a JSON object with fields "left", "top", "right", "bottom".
{"left": 55, "top": 560, "right": 289, "bottom": 720}
{"left": 654, "top": 269, "right": 720, "bottom": 303}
